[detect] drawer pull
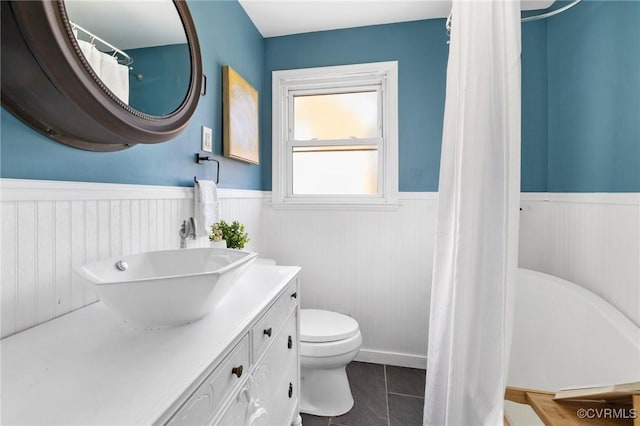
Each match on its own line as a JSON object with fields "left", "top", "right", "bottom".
{"left": 288, "top": 382, "right": 293, "bottom": 398}
{"left": 288, "top": 335, "right": 293, "bottom": 349}
{"left": 263, "top": 328, "right": 272, "bottom": 337}
{"left": 231, "top": 365, "right": 244, "bottom": 378}
{"left": 290, "top": 292, "right": 297, "bottom": 299}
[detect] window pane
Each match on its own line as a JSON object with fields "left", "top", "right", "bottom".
{"left": 292, "top": 146, "right": 378, "bottom": 195}
{"left": 294, "top": 91, "right": 378, "bottom": 140}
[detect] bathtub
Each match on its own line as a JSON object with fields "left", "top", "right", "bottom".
{"left": 506, "top": 268, "right": 640, "bottom": 425}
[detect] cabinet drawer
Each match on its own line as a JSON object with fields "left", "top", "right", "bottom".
{"left": 252, "top": 279, "right": 298, "bottom": 360}
{"left": 167, "top": 334, "right": 250, "bottom": 426}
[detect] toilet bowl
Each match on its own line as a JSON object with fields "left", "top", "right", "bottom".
{"left": 300, "top": 309, "right": 362, "bottom": 417}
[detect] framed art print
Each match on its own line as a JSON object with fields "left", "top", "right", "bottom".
{"left": 222, "top": 66, "right": 259, "bottom": 164}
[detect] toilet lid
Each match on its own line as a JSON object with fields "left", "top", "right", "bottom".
{"left": 300, "top": 309, "right": 360, "bottom": 343}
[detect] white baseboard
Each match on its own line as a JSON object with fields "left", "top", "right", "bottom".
{"left": 355, "top": 348, "right": 427, "bottom": 369}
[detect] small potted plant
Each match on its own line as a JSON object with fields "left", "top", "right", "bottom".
{"left": 209, "top": 220, "right": 249, "bottom": 249}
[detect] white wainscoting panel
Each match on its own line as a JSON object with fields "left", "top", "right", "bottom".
{"left": 2, "top": 180, "right": 637, "bottom": 369}
{"left": 519, "top": 193, "right": 640, "bottom": 327}
{"left": 261, "top": 192, "right": 640, "bottom": 367}
{"left": 0, "top": 179, "right": 266, "bottom": 338}
{"left": 260, "top": 194, "right": 438, "bottom": 369}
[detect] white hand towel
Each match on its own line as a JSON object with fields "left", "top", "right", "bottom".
{"left": 194, "top": 180, "right": 220, "bottom": 239}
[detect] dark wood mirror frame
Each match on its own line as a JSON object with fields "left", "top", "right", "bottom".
{"left": 1, "top": 0, "right": 202, "bottom": 152}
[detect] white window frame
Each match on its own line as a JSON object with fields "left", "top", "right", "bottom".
{"left": 272, "top": 61, "right": 398, "bottom": 209}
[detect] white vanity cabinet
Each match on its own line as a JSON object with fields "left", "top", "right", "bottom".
{"left": 1, "top": 265, "right": 301, "bottom": 426}
{"left": 168, "top": 279, "right": 300, "bottom": 426}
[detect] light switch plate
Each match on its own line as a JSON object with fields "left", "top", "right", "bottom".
{"left": 201, "top": 126, "right": 213, "bottom": 152}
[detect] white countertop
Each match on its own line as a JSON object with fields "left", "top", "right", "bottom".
{"left": 1, "top": 265, "right": 300, "bottom": 426}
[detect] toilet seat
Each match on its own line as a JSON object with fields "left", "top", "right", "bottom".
{"left": 300, "top": 330, "right": 362, "bottom": 358}
{"left": 301, "top": 309, "right": 359, "bottom": 343}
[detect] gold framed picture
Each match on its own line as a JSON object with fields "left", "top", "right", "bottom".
{"left": 222, "top": 66, "right": 259, "bottom": 164}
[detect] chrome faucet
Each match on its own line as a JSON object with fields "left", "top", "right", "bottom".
{"left": 179, "top": 217, "right": 197, "bottom": 248}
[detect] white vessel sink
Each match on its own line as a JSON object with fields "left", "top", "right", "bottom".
{"left": 74, "top": 248, "right": 257, "bottom": 329}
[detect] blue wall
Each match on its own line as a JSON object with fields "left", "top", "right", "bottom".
{"left": 263, "top": 20, "right": 449, "bottom": 192}
{"left": 127, "top": 43, "right": 191, "bottom": 116}
{"left": 547, "top": 0, "right": 640, "bottom": 192}
{"left": 262, "top": 19, "right": 562, "bottom": 192}
{"left": 2, "top": 1, "right": 637, "bottom": 192}
{"left": 521, "top": 20, "right": 549, "bottom": 192}
{"left": 262, "top": 1, "right": 640, "bottom": 192}
{"left": 0, "top": 0, "right": 265, "bottom": 189}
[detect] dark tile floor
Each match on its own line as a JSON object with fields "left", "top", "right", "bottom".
{"left": 301, "top": 362, "right": 426, "bottom": 426}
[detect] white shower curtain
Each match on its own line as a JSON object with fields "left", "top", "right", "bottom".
{"left": 424, "top": 0, "right": 521, "bottom": 425}
{"left": 77, "top": 39, "right": 129, "bottom": 104}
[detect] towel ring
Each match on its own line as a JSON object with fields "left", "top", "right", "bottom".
{"left": 194, "top": 154, "right": 220, "bottom": 184}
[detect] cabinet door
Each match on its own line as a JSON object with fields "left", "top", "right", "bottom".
{"left": 216, "top": 386, "right": 250, "bottom": 425}
{"left": 249, "top": 311, "right": 298, "bottom": 425}
{"left": 272, "top": 312, "right": 299, "bottom": 425}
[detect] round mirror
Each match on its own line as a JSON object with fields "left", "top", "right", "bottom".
{"left": 0, "top": 0, "right": 201, "bottom": 151}
{"left": 64, "top": 1, "right": 191, "bottom": 117}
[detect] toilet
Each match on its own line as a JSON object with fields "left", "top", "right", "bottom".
{"left": 299, "top": 309, "right": 363, "bottom": 417}
{"left": 254, "top": 259, "right": 362, "bottom": 416}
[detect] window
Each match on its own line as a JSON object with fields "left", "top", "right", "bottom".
{"left": 272, "top": 62, "right": 398, "bottom": 208}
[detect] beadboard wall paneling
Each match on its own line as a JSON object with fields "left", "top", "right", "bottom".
{"left": 260, "top": 194, "right": 438, "bottom": 369}
{"left": 1, "top": 202, "right": 18, "bottom": 337}
{"left": 261, "top": 192, "right": 640, "bottom": 367}
{"left": 2, "top": 180, "right": 638, "bottom": 369}
{"left": 519, "top": 193, "right": 640, "bottom": 327}
{"left": 0, "top": 179, "right": 266, "bottom": 338}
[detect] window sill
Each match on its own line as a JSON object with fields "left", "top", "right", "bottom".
{"left": 268, "top": 200, "right": 401, "bottom": 211}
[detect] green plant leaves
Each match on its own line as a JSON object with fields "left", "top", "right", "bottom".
{"left": 209, "top": 220, "right": 250, "bottom": 249}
